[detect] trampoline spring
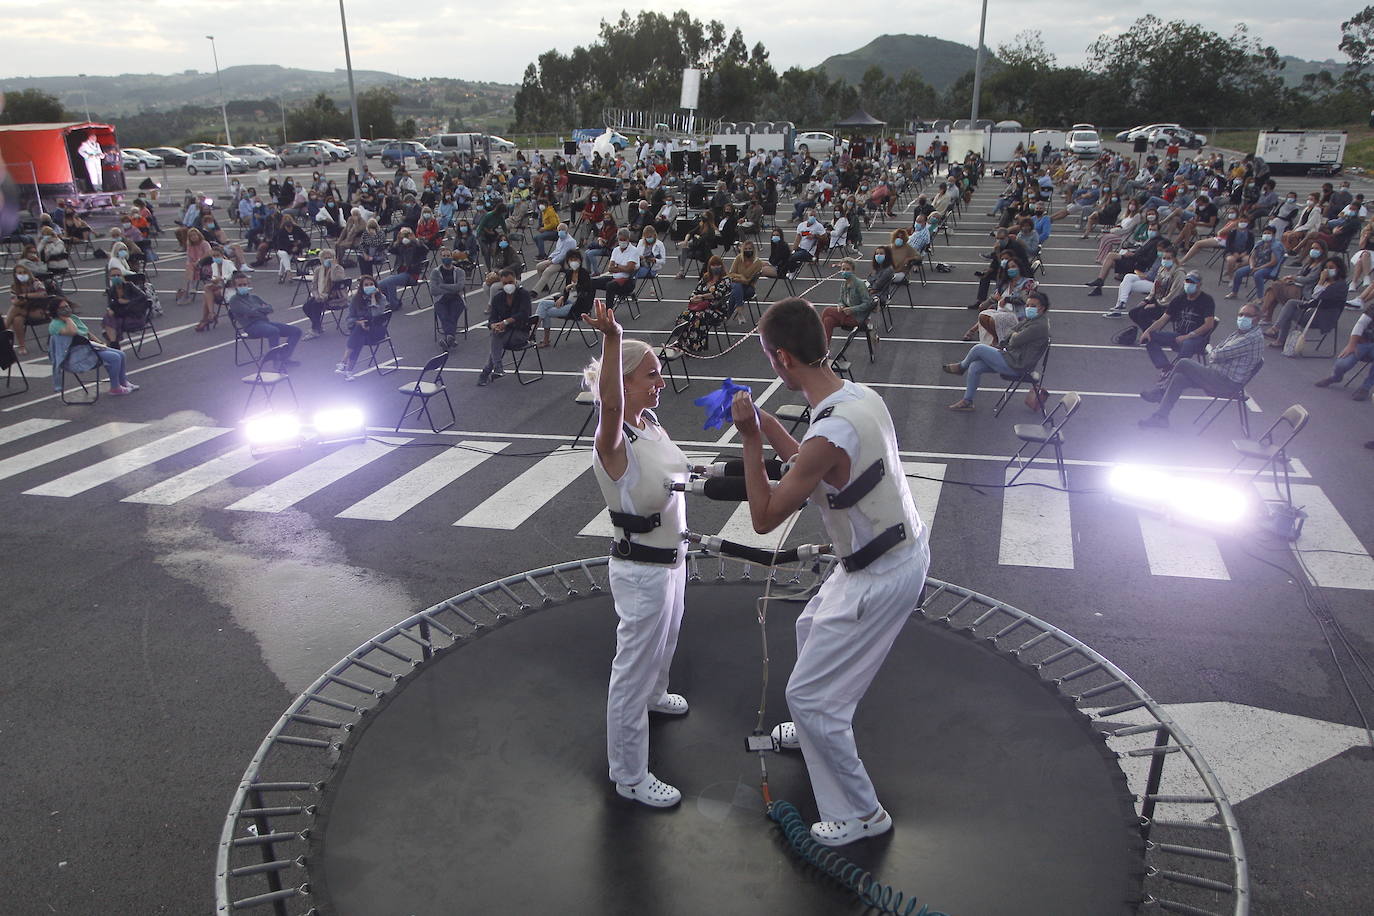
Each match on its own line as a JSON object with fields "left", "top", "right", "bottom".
{"left": 229, "top": 885, "right": 306, "bottom": 909}
{"left": 523, "top": 575, "right": 553, "bottom": 604}
{"left": 1145, "top": 795, "right": 1218, "bottom": 806}
{"left": 939, "top": 593, "right": 976, "bottom": 621}
{"left": 715, "top": 556, "right": 728, "bottom": 580}
{"left": 918, "top": 582, "right": 947, "bottom": 609}
{"left": 496, "top": 582, "right": 529, "bottom": 609}
{"left": 992, "top": 617, "right": 1031, "bottom": 640}
{"left": 390, "top": 627, "right": 434, "bottom": 653}
{"left": 472, "top": 590, "right": 505, "bottom": 618}
{"left": 576, "top": 561, "right": 601, "bottom": 592}
{"left": 228, "top": 859, "right": 296, "bottom": 879}
{"left": 549, "top": 566, "right": 578, "bottom": 595}
{"left": 348, "top": 655, "right": 403, "bottom": 680}
{"left": 1075, "top": 680, "right": 1128, "bottom": 700}
{"left": 1148, "top": 819, "right": 1227, "bottom": 833}
{"left": 1154, "top": 869, "right": 1236, "bottom": 894}
{"left": 1093, "top": 699, "right": 1148, "bottom": 717}
{"left": 238, "top": 806, "right": 308, "bottom": 818}
{"left": 1012, "top": 629, "right": 1055, "bottom": 654}
{"left": 270, "top": 734, "right": 332, "bottom": 750}
{"left": 302, "top": 694, "right": 359, "bottom": 714}
{"left": 1038, "top": 644, "right": 1084, "bottom": 667}
{"left": 231, "top": 832, "right": 302, "bottom": 848}
{"left": 324, "top": 673, "right": 382, "bottom": 696}
{"left": 1111, "top": 722, "right": 1166, "bottom": 738}
{"left": 1150, "top": 898, "right": 1225, "bottom": 916}
{"left": 1054, "top": 661, "right": 1104, "bottom": 683}
{"left": 968, "top": 605, "right": 1003, "bottom": 628}
{"left": 1124, "top": 745, "right": 1181, "bottom": 758}
{"left": 245, "top": 782, "right": 314, "bottom": 793}
{"left": 287, "top": 713, "right": 345, "bottom": 730}
{"left": 365, "top": 639, "right": 417, "bottom": 666}
{"left": 418, "top": 612, "right": 458, "bottom": 639}
{"left": 452, "top": 605, "right": 483, "bottom": 628}
{"left": 1153, "top": 842, "right": 1235, "bottom": 863}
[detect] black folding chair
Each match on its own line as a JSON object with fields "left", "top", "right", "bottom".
{"left": 555, "top": 311, "right": 597, "bottom": 348}
{"left": 775, "top": 403, "right": 811, "bottom": 434}
{"left": 241, "top": 343, "right": 297, "bottom": 416}
{"left": 0, "top": 329, "right": 27, "bottom": 398}
{"left": 116, "top": 300, "right": 163, "bottom": 359}
{"left": 228, "top": 311, "right": 266, "bottom": 367}
{"left": 1005, "top": 392, "right": 1082, "bottom": 488}
{"left": 396, "top": 351, "right": 455, "bottom": 433}
{"left": 58, "top": 339, "right": 104, "bottom": 406}
{"left": 1194, "top": 359, "right": 1262, "bottom": 437}
{"left": 363, "top": 311, "right": 400, "bottom": 376}
{"left": 503, "top": 334, "right": 545, "bottom": 385}
{"left": 993, "top": 341, "right": 1051, "bottom": 418}
{"left": 572, "top": 390, "right": 598, "bottom": 445}
{"left": 658, "top": 345, "right": 691, "bottom": 394}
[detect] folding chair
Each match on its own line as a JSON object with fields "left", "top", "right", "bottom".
{"left": 228, "top": 311, "right": 266, "bottom": 366}
{"left": 0, "top": 329, "right": 28, "bottom": 398}
{"left": 764, "top": 271, "right": 796, "bottom": 301}
{"left": 992, "top": 342, "right": 1051, "bottom": 418}
{"left": 395, "top": 351, "right": 455, "bottom": 433}
{"left": 1304, "top": 306, "right": 1345, "bottom": 358}
{"left": 605, "top": 281, "right": 640, "bottom": 321}
{"left": 658, "top": 345, "right": 691, "bottom": 394}
{"left": 363, "top": 312, "right": 400, "bottom": 376}
{"left": 23, "top": 311, "right": 51, "bottom": 354}
{"left": 58, "top": 339, "right": 105, "bottom": 406}
{"left": 1230, "top": 404, "right": 1309, "bottom": 507}
{"left": 1005, "top": 392, "right": 1082, "bottom": 488}
{"left": 775, "top": 403, "right": 811, "bottom": 434}
{"left": 572, "top": 390, "right": 598, "bottom": 445}
{"left": 830, "top": 327, "right": 862, "bottom": 381}
{"left": 503, "top": 334, "right": 544, "bottom": 385}
{"left": 1342, "top": 356, "right": 1372, "bottom": 389}
{"left": 555, "top": 311, "right": 597, "bottom": 348}
{"left": 117, "top": 300, "right": 163, "bottom": 359}
{"left": 635, "top": 272, "right": 664, "bottom": 301}
{"left": 241, "top": 343, "right": 297, "bottom": 416}
{"left": 1194, "top": 358, "right": 1262, "bottom": 437}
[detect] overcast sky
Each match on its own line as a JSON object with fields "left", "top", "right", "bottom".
{"left": 0, "top": 1, "right": 1356, "bottom": 83}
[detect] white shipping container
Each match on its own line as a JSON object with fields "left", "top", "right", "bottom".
{"left": 1257, "top": 130, "right": 1346, "bottom": 172}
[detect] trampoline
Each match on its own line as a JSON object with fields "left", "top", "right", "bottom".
{"left": 216, "top": 556, "right": 1249, "bottom": 916}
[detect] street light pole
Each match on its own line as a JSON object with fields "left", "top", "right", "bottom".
{"left": 206, "top": 35, "right": 233, "bottom": 146}
{"left": 337, "top": 0, "right": 365, "bottom": 161}
{"left": 970, "top": 0, "right": 989, "bottom": 123}
{"left": 77, "top": 73, "right": 91, "bottom": 122}
{"left": 280, "top": 95, "right": 289, "bottom": 146}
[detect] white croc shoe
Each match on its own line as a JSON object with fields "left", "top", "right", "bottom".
{"left": 649, "top": 693, "right": 689, "bottom": 715}
{"left": 770, "top": 721, "right": 800, "bottom": 750}
{"left": 616, "top": 773, "right": 682, "bottom": 808}
{"left": 810, "top": 807, "right": 893, "bottom": 847}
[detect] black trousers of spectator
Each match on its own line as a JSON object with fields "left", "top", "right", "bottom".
{"left": 303, "top": 297, "right": 327, "bottom": 333}
{"left": 435, "top": 294, "right": 466, "bottom": 337}
{"left": 785, "top": 248, "right": 814, "bottom": 274}
{"left": 1128, "top": 303, "right": 1166, "bottom": 332}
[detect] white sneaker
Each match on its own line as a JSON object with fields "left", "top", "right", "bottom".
{"left": 616, "top": 772, "right": 681, "bottom": 808}
{"left": 302, "top": 330, "right": 322, "bottom": 340}
{"left": 649, "top": 693, "right": 689, "bottom": 715}
{"left": 334, "top": 362, "right": 348, "bottom": 374}
{"left": 770, "top": 721, "right": 800, "bottom": 750}
{"left": 123, "top": 382, "right": 140, "bottom": 392}
{"left": 810, "top": 807, "right": 892, "bottom": 847}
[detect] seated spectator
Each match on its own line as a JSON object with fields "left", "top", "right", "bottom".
{"left": 415, "top": 207, "right": 442, "bottom": 249}
{"left": 335, "top": 207, "right": 367, "bottom": 261}
{"left": 965, "top": 257, "right": 1036, "bottom": 342}
{"left": 7, "top": 265, "right": 59, "bottom": 354}
{"left": 676, "top": 214, "right": 717, "bottom": 278}
{"left": 272, "top": 215, "right": 311, "bottom": 283}
{"left": 226, "top": 273, "right": 302, "bottom": 363}
{"left": 1313, "top": 303, "right": 1374, "bottom": 400}
{"left": 1267, "top": 258, "right": 1349, "bottom": 350}
{"left": 1137, "top": 270, "right": 1217, "bottom": 376}
{"left": 867, "top": 246, "right": 895, "bottom": 306}
{"left": 196, "top": 247, "right": 236, "bottom": 331}
{"left": 725, "top": 242, "right": 765, "bottom": 321}
{"left": 1087, "top": 211, "right": 1164, "bottom": 294}
{"left": 784, "top": 212, "right": 824, "bottom": 275}
{"left": 820, "top": 259, "right": 878, "bottom": 347}
{"left": 533, "top": 252, "right": 593, "bottom": 348}
{"left": 888, "top": 228, "right": 919, "bottom": 287}
{"left": 533, "top": 199, "right": 561, "bottom": 258}
{"left": 450, "top": 217, "right": 481, "bottom": 263}
{"left": 1260, "top": 242, "right": 1326, "bottom": 324}
{"left": 487, "top": 234, "right": 525, "bottom": 276}
{"left": 477, "top": 268, "right": 533, "bottom": 386}
{"left": 104, "top": 268, "right": 152, "bottom": 346}
{"left": 429, "top": 248, "right": 468, "bottom": 350}
{"left": 1094, "top": 200, "right": 1143, "bottom": 263}
{"left": 585, "top": 216, "right": 620, "bottom": 275}
{"left": 1227, "top": 225, "right": 1285, "bottom": 300}
{"left": 179, "top": 228, "right": 213, "bottom": 302}
{"left": 36, "top": 225, "right": 71, "bottom": 275}
{"left": 532, "top": 223, "right": 575, "bottom": 293}
{"left": 302, "top": 252, "right": 349, "bottom": 339}
{"left": 1179, "top": 207, "right": 1246, "bottom": 265}
{"left": 943, "top": 290, "right": 1052, "bottom": 411}
{"left": 634, "top": 228, "right": 665, "bottom": 280}
{"left": 1138, "top": 303, "right": 1263, "bottom": 428}
{"left": 1050, "top": 179, "right": 1101, "bottom": 226}
{"left": 47, "top": 299, "right": 137, "bottom": 394}
{"left": 765, "top": 229, "right": 791, "bottom": 278}
{"left": 1108, "top": 242, "right": 1186, "bottom": 322}
{"left": 666, "top": 256, "right": 731, "bottom": 353}
{"left": 357, "top": 218, "right": 388, "bottom": 276}
{"left": 593, "top": 228, "right": 639, "bottom": 309}
{"left": 335, "top": 277, "right": 390, "bottom": 381}
{"left": 379, "top": 228, "right": 427, "bottom": 308}
{"left": 1282, "top": 193, "right": 1325, "bottom": 253}
{"left": 1079, "top": 190, "right": 1122, "bottom": 239}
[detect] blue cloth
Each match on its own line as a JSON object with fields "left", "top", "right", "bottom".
{"left": 694, "top": 378, "right": 752, "bottom": 430}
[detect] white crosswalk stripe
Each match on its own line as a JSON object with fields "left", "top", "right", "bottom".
{"left": 2, "top": 418, "right": 1372, "bottom": 589}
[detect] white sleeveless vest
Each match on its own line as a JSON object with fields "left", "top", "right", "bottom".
{"left": 592, "top": 412, "right": 691, "bottom": 562}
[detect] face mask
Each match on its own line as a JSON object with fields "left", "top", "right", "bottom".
{"left": 363, "top": 285, "right": 377, "bottom": 296}
{"left": 567, "top": 261, "right": 581, "bottom": 271}
{"left": 874, "top": 254, "right": 885, "bottom": 265}
{"left": 1236, "top": 315, "right": 1254, "bottom": 331}
{"left": 236, "top": 286, "right": 252, "bottom": 296}
{"left": 459, "top": 226, "right": 469, "bottom": 233}
{"left": 771, "top": 236, "right": 781, "bottom": 243}
{"left": 1327, "top": 268, "right": 1339, "bottom": 279}
{"left": 212, "top": 257, "right": 223, "bottom": 264}
{"left": 503, "top": 283, "right": 517, "bottom": 294}
{"left": 1309, "top": 248, "right": 1322, "bottom": 259}
{"left": 1237, "top": 222, "right": 1248, "bottom": 229}
{"left": 590, "top": 197, "right": 599, "bottom": 203}
{"left": 618, "top": 242, "right": 628, "bottom": 250}
{"left": 1024, "top": 306, "right": 1039, "bottom": 319}
{"left": 558, "top": 230, "right": 568, "bottom": 239}
{"left": 111, "top": 276, "right": 124, "bottom": 285}
{"left": 644, "top": 237, "right": 656, "bottom": 245}
{"left": 1007, "top": 267, "right": 1020, "bottom": 278}
{"left": 999, "top": 259, "right": 1009, "bottom": 269}
{"left": 894, "top": 237, "right": 906, "bottom": 247}
{"left": 1262, "top": 234, "right": 1273, "bottom": 243}
{"left": 1184, "top": 281, "right": 1199, "bottom": 294}
{"left": 1160, "top": 259, "right": 1175, "bottom": 269}
{"left": 441, "top": 258, "right": 453, "bottom": 266}
{"left": 403, "top": 237, "right": 414, "bottom": 245}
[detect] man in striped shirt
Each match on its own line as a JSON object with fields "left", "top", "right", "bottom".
{"left": 1138, "top": 302, "right": 1264, "bottom": 429}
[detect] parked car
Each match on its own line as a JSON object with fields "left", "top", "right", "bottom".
{"left": 381, "top": 141, "right": 429, "bottom": 168}
{"left": 279, "top": 142, "right": 329, "bottom": 167}
{"left": 184, "top": 142, "right": 221, "bottom": 153}
{"left": 147, "top": 146, "right": 189, "bottom": 166}
{"left": 487, "top": 134, "right": 516, "bottom": 152}
{"left": 311, "top": 140, "right": 352, "bottom": 161}
{"left": 186, "top": 149, "right": 249, "bottom": 174}
{"left": 1148, "top": 126, "right": 1207, "bottom": 150}
{"left": 229, "top": 146, "right": 282, "bottom": 169}
{"left": 1066, "top": 128, "right": 1103, "bottom": 157}
{"left": 795, "top": 130, "right": 848, "bottom": 155}
{"left": 120, "top": 148, "right": 164, "bottom": 170}
{"left": 1114, "top": 123, "right": 1175, "bottom": 143}
{"left": 363, "top": 138, "right": 396, "bottom": 158}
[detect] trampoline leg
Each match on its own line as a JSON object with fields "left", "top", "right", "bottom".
{"left": 1137, "top": 728, "right": 1171, "bottom": 841}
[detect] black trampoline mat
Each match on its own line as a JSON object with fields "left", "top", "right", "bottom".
{"left": 313, "top": 583, "right": 1143, "bottom": 916}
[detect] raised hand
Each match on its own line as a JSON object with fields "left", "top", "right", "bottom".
{"left": 582, "top": 298, "right": 621, "bottom": 337}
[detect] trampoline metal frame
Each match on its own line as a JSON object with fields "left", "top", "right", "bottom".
{"left": 215, "top": 553, "right": 1249, "bottom": 916}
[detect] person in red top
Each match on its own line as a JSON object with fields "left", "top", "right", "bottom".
{"left": 415, "top": 208, "right": 442, "bottom": 249}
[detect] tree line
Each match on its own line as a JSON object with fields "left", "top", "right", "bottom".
{"left": 513, "top": 10, "right": 1374, "bottom": 131}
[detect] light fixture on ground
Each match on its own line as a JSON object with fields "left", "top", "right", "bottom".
{"left": 245, "top": 412, "right": 303, "bottom": 456}
{"left": 1108, "top": 463, "right": 1255, "bottom": 532}
{"left": 312, "top": 407, "right": 366, "bottom": 445}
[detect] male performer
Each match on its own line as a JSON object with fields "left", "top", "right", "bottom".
{"left": 78, "top": 133, "right": 104, "bottom": 192}
{"left": 730, "top": 297, "right": 929, "bottom": 847}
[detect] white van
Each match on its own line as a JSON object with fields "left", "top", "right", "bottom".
{"left": 424, "top": 133, "right": 485, "bottom": 155}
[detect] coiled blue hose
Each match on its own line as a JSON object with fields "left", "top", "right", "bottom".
{"left": 767, "top": 800, "right": 951, "bottom": 916}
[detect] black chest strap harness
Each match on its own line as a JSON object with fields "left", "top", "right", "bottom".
{"left": 811, "top": 405, "right": 908, "bottom": 573}
{"left": 608, "top": 416, "right": 682, "bottom": 565}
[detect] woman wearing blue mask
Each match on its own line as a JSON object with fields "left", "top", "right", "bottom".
{"left": 867, "top": 246, "right": 894, "bottom": 307}
{"left": 819, "top": 259, "right": 878, "bottom": 346}
{"left": 945, "top": 291, "right": 1052, "bottom": 411}
{"left": 335, "top": 276, "right": 390, "bottom": 381}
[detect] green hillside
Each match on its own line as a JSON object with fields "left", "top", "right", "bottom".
{"left": 819, "top": 34, "right": 990, "bottom": 93}
{"left": 1276, "top": 55, "right": 1349, "bottom": 88}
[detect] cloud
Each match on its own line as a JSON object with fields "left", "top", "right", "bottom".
{"left": 0, "top": 1, "right": 1353, "bottom": 84}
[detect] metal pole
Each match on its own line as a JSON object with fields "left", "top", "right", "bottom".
{"left": 970, "top": 0, "right": 989, "bottom": 123}
{"left": 338, "top": 0, "right": 365, "bottom": 162}
{"left": 77, "top": 74, "right": 91, "bottom": 122}
{"left": 280, "top": 96, "right": 288, "bottom": 146}
{"left": 206, "top": 36, "right": 233, "bottom": 146}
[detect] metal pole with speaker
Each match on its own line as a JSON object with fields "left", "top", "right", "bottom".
{"left": 681, "top": 68, "right": 701, "bottom": 140}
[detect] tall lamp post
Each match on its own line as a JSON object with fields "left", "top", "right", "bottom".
{"left": 77, "top": 74, "right": 91, "bottom": 122}
{"left": 337, "top": 0, "right": 365, "bottom": 161}
{"left": 970, "top": 0, "right": 989, "bottom": 123}
{"left": 206, "top": 35, "right": 233, "bottom": 146}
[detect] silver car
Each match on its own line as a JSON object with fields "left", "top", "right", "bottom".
{"left": 229, "top": 146, "right": 282, "bottom": 169}
{"left": 186, "top": 149, "right": 249, "bottom": 175}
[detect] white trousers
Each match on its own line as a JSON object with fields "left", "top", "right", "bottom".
{"left": 606, "top": 558, "right": 686, "bottom": 785}
{"left": 83, "top": 154, "right": 102, "bottom": 190}
{"left": 1116, "top": 273, "right": 1154, "bottom": 308}
{"left": 787, "top": 548, "right": 928, "bottom": 821}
